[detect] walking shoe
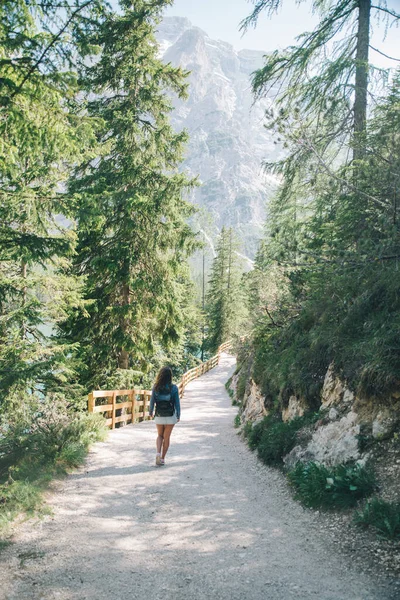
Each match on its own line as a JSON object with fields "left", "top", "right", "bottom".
{"left": 155, "top": 454, "right": 162, "bottom": 466}
{"left": 160, "top": 459, "right": 165, "bottom": 466}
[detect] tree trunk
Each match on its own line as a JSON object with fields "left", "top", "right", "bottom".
{"left": 118, "top": 282, "right": 130, "bottom": 369}
{"left": 226, "top": 228, "right": 233, "bottom": 340}
{"left": 118, "top": 348, "right": 129, "bottom": 370}
{"left": 21, "top": 260, "right": 27, "bottom": 339}
{"left": 227, "top": 229, "right": 232, "bottom": 302}
{"left": 353, "top": 0, "right": 371, "bottom": 162}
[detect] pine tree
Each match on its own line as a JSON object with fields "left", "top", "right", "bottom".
{"left": 206, "top": 228, "right": 247, "bottom": 352}
{"left": 0, "top": 1, "right": 104, "bottom": 409}
{"left": 63, "top": 0, "right": 198, "bottom": 389}
{"left": 242, "top": 1, "right": 400, "bottom": 191}
{"left": 242, "top": 3, "right": 400, "bottom": 402}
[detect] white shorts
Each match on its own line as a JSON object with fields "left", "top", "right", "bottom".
{"left": 154, "top": 412, "right": 178, "bottom": 425}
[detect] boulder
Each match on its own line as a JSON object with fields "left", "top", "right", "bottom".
{"left": 284, "top": 445, "right": 315, "bottom": 470}
{"left": 329, "top": 408, "right": 339, "bottom": 421}
{"left": 372, "top": 409, "right": 399, "bottom": 439}
{"left": 306, "top": 411, "right": 360, "bottom": 466}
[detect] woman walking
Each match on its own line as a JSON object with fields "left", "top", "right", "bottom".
{"left": 149, "top": 367, "right": 180, "bottom": 466}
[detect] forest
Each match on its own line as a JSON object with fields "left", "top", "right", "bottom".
{"left": 1, "top": 0, "right": 400, "bottom": 538}
{"left": 242, "top": 0, "right": 400, "bottom": 406}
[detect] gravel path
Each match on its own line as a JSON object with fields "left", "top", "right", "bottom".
{"left": 2, "top": 354, "right": 398, "bottom": 600}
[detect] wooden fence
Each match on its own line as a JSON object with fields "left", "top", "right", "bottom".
{"left": 88, "top": 341, "right": 232, "bottom": 429}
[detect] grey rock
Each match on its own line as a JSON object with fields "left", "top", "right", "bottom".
{"left": 329, "top": 408, "right": 339, "bottom": 421}
{"left": 307, "top": 411, "right": 361, "bottom": 466}
{"left": 372, "top": 410, "right": 398, "bottom": 439}
{"left": 284, "top": 445, "right": 315, "bottom": 469}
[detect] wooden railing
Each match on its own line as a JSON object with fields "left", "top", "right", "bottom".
{"left": 88, "top": 341, "right": 233, "bottom": 429}
{"left": 218, "top": 340, "right": 233, "bottom": 354}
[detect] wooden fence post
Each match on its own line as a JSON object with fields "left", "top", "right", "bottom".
{"left": 131, "top": 390, "right": 136, "bottom": 424}
{"left": 112, "top": 391, "right": 117, "bottom": 430}
{"left": 139, "top": 393, "right": 144, "bottom": 422}
{"left": 88, "top": 392, "right": 94, "bottom": 413}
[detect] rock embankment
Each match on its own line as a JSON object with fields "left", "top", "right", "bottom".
{"left": 234, "top": 362, "right": 400, "bottom": 468}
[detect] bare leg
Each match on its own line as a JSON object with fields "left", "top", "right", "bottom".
{"left": 156, "top": 425, "right": 165, "bottom": 454}
{"left": 161, "top": 425, "right": 175, "bottom": 460}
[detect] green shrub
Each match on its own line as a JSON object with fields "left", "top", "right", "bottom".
{"left": 234, "top": 414, "right": 241, "bottom": 428}
{"left": 354, "top": 497, "right": 400, "bottom": 539}
{"left": 0, "top": 481, "right": 42, "bottom": 513}
{"left": 58, "top": 442, "right": 88, "bottom": 468}
{"left": 236, "top": 370, "right": 247, "bottom": 403}
{"left": 242, "top": 421, "right": 253, "bottom": 441}
{"left": 225, "top": 377, "right": 239, "bottom": 405}
{"left": 257, "top": 417, "right": 305, "bottom": 465}
{"left": 246, "top": 416, "right": 272, "bottom": 451}
{"left": 288, "top": 462, "right": 377, "bottom": 509}
{"left": 0, "top": 403, "right": 107, "bottom": 481}
{"left": 0, "top": 400, "right": 107, "bottom": 534}
{"left": 244, "top": 412, "right": 318, "bottom": 465}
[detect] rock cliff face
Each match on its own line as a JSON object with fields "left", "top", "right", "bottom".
{"left": 236, "top": 362, "right": 400, "bottom": 468}
{"left": 157, "top": 17, "right": 280, "bottom": 258}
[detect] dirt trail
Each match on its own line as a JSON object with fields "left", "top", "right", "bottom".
{"left": 2, "top": 354, "right": 398, "bottom": 599}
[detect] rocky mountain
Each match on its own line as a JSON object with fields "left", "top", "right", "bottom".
{"left": 157, "top": 17, "right": 281, "bottom": 260}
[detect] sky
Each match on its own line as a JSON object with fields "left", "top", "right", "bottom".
{"left": 165, "top": 0, "right": 319, "bottom": 52}
{"left": 164, "top": 0, "right": 400, "bottom": 69}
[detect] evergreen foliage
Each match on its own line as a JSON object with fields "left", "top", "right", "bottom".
{"left": 0, "top": 0, "right": 105, "bottom": 408}
{"left": 62, "top": 0, "right": 199, "bottom": 389}
{"left": 244, "top": 1, "right": 400, "bottom": 405}
{"left": 0, "top": 0, "right": 204, "bottom": 529}
{"left": 205, "top": 227, "right": 248, "bottom": 352}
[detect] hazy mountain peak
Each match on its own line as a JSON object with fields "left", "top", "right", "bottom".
{"left": 157, "top": 16, "right": 280, "bottom": 258}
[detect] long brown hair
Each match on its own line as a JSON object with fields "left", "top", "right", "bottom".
{"left": 154, "top": 367, "right": 172, "bottom": 392}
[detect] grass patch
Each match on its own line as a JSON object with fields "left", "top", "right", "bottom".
{"left": 0, "top": 539, "right": 12, "bottom": 552}
{"left": 225, "top": 376, "right": 233, "bottom": 393}
{"left": 236, "top": 370, "right": 247, "bottom": 403}
{"left": 0, "top": 403, "right": 107, "bottom": 537}
{"left": 234, "top": 414, "right": 241, "bottom": 429}
{"left": 354, "top": 497, "right": 400, "bottom": 539}
{"left": 288, "top": 461, "right": 377, "bottom": 509}
{"left": 242, "top": 420, "right": 253, "bottom": 441}
{"left": 225, "top": 377, "right": 238, "bottom": 405}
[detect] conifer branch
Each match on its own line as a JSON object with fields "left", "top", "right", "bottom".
{"left": 296, "top": 134, "right": 387, "bottom": 208}
{"left": 12, "top": 0, "right": 96, "bottom": 98}
{"left": 263, "top": 306, "right": 283, "bottom": 328}
{"left": 369, "top": 45, "right": 400, "bottom": 62}
{"left": 371, "top": 4, "right": 400, "bottom": 20}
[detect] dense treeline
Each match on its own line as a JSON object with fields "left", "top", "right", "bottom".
{"left": 0, "top": 0, "right": 203, "bottom": 528}
{"left": 205, "top": 227, "right": 248, "bottom": 352}
{"left": 243, "top": 0, "right": 400, "bottom": 406}
{"left": 0, "top": 0, "right": 202, "bottom": 417}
